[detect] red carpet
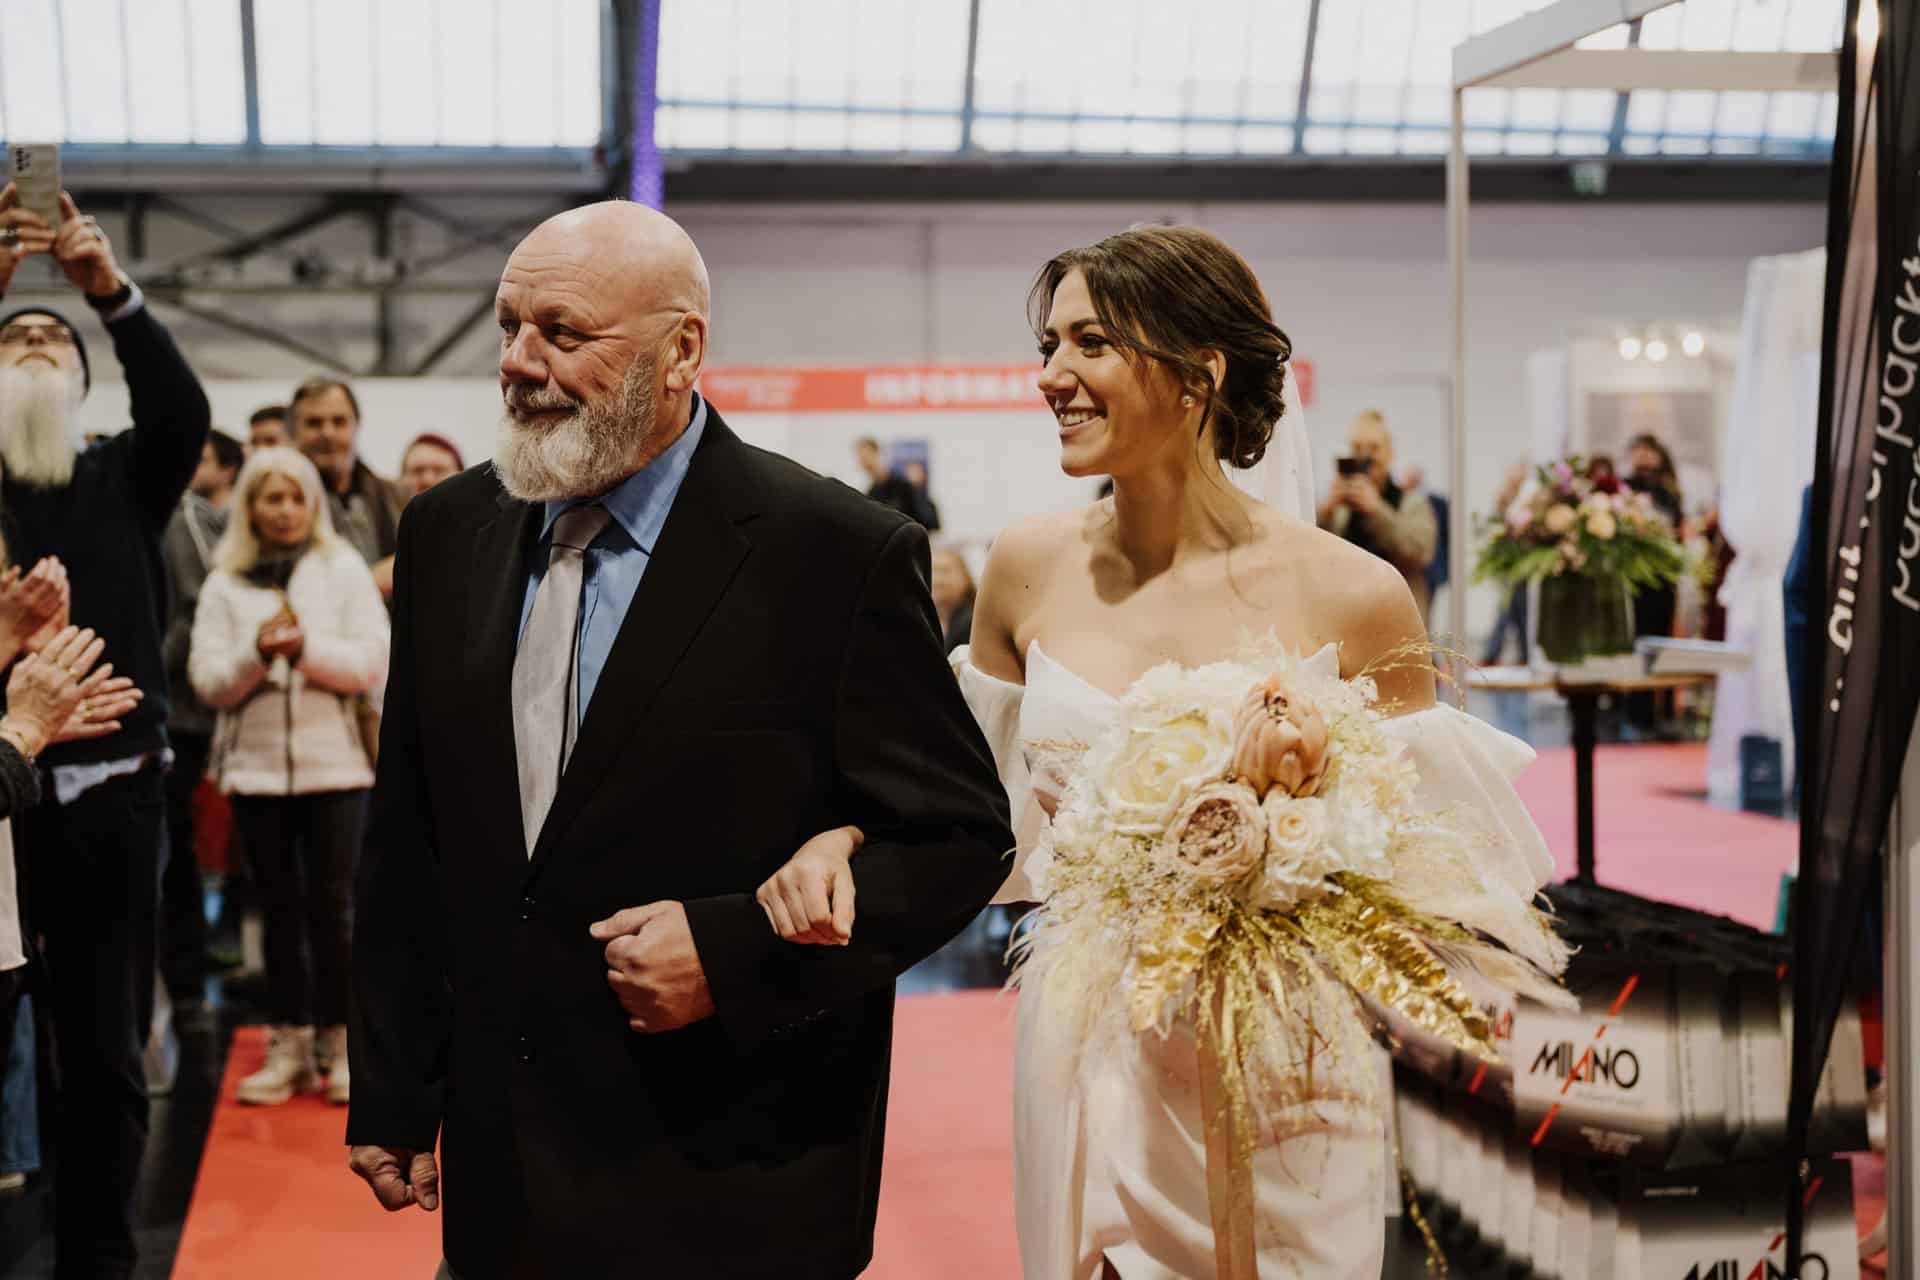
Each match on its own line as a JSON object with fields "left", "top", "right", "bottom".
{"left": 176, "top": 744, "right": 1870, "bottom": 1277}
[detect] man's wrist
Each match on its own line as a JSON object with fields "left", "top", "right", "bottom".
{"left": 85, "top": 273, "right": 140, "bottom": 321}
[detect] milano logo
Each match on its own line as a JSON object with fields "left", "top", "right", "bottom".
{"left": 1528, "top": 1041, "right": 1641, "bottom": 1089}
{"left": 1681, "top": 1254, "right": 1827, "bottom": 1280}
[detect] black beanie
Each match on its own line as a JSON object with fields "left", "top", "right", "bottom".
{"left": 0, "top": 307, "right": 90, "bottom": 394}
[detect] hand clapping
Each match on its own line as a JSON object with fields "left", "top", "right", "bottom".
{"left": 0, "top": 626, "right": 137, "bottom": 759}
{"left": 257, "top": 612, "right": 305, "bottom": 662}
{"left": 0, "top": 557, "right": 70, "bottom": 662}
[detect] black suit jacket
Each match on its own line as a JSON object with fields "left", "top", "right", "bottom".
{"left": 347, "top": 412, "right": 1013, "bottom": 1278}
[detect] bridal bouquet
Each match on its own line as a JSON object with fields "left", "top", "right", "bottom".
{"left": 1012, "top": 642, "right": 1569, "bottom": 1271}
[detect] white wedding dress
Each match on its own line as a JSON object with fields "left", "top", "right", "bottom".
{"left": 955, "top": 641, "right": 1555, "bottom": 1280}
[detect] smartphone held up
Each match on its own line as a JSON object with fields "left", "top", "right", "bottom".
{"left": 9, "top": 144, "right": 63, "bottom": 230}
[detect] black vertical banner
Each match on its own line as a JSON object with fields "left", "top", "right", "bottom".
{"left": 1790, "top": 0, "right": 1920, "bottom": 1269}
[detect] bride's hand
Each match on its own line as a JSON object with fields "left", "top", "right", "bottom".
{"left": 756, "top": 825, "right": 863, "bottom": 946}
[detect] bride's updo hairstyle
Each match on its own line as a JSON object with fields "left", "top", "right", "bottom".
{"left": 1028, "top": 226, "right": 1293, "bottom": 470}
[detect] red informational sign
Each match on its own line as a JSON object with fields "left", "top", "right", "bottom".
{"left": 701, "top": 359, "right": 1315, "bottom": 413}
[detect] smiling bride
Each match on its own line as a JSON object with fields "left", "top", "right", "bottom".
{"left": 757, "top": 225, "right": 1563, "bottom": 1279}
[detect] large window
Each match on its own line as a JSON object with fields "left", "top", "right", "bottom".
{"left": 0, "top": 0, "right": 601, "bottom": 150}
{"left": 0, "top": 0, "right": 1841, "bottom": 162}
{"left": 653, "top": 0, "right": 1840, "bottom": 160}
{"left": 2, "top": 0, "right": 246, "bottom": 145}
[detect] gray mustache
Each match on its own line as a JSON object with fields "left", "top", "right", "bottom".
{"left": 504, "top": 386, "right": 581, "bottom": 415}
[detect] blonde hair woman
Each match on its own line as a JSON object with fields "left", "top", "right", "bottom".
{"left": 189, "top": 448, "right": 388, "bottom": 1106}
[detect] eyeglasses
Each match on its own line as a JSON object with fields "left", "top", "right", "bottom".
{"left": 0, "top": 323, "right": 77, "bottom": 347}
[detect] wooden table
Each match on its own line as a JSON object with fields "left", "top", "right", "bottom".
{"left": 1464, "top": 666, "right": 1718, "bottom": 883}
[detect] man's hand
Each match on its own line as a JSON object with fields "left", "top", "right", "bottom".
{"left": 349, "top": 1144, "right": 439, "bottom": 1213}
{"left": 589, "top": 901, "right": 716, "bottom": 1033}
{"left": 51, "top": 192, "right": 123, "bottom": 298}
{"left": 0, "top": 184, "right": 58, "bottom": 297}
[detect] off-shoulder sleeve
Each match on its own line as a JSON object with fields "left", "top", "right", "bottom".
{"left": 952, "top": 647, "right": 1042, "bottom": 904}
{"left": 1379, "top": 703, "right": 1556, "bottom": 898}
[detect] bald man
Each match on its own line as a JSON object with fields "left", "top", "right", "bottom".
{"left": 346, "top": 202, "right": 1011, "bottom": 1279}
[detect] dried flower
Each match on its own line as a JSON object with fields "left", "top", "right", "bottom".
{"left": 1231, "top": 677, "right": 1330, "bottom": 798}
{"left": 1155, "top": 782, "right": 1267, "bottom": 886}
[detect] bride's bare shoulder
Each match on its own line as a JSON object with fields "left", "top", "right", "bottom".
{"left": 1253, "top": 511, "right": 1433, "bottom": 702}
{"left": 970, "top": 506, "right": 1097, "bottom": 679}
{"left": 981, "top": 506, "right": 1094, "bottom": 587}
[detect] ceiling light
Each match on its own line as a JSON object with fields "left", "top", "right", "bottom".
{"left": 1618, "top": 335, "right": 1642, "bottom": 361}
{"left": 1681, "top": 330, "right": 1705, "bottom": 358}
{"left": 1646, "top": 337, "right": 1670, "bottom": 363}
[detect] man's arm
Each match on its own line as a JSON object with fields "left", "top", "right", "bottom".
{"left": 45, "top": 195, "right": 209, "bottom": 530}
{"left": 115, "top": 296, "right": 212, "bottom": 531}
{"left": 347, "top": 508, "right": 450, "bottom": 1152}
{"left": 682, "top": 519, "right": 1013, "bottom": 1042}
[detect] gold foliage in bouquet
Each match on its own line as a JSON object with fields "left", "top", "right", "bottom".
{"left": 1010, "top": 640, "right": 1570, "bottom": 1274}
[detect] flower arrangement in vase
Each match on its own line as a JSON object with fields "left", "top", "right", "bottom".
{"left": 1473, "top": 458, "right": 1685, "bottom": 665}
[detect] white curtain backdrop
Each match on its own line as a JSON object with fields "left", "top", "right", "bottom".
{"left": 1707, "top": 248, "right": 1825, "bottom": 804}
{"left": 1526, "top": 347, "right": 1570, "bottom": 465}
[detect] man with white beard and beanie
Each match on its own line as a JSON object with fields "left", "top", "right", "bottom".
{"left": 0, "top": 183, "right": 209, "bottom": 1280}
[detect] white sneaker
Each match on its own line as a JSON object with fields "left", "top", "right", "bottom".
{"left": 322, "top": 1025, "right": 349, "bottom": 1106}
{"left": 236, "top": 1025, "right": 319, "bottom": 1106}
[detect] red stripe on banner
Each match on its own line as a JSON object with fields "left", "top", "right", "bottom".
{"left": 1532, "top": 974, "right": 1641, "bottom": 1145}
{"left": 1467, "top": 1062, "right": 1487, "bottom": 1095}
{"left": 1530, "top": 1103, "right": 1563, "bottom": 1147}
{"left": 699, "top": 360, "right": 1317, "bottom": 413}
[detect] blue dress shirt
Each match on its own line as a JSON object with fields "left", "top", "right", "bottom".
{"left": 518, "top": 394, "right": 709, "bottom": 729}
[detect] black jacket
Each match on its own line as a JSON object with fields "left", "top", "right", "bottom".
{"left": 2, "top": 304, "right": 209, "bottom": 766}
{"left": 348, "top": 411, "right": 1012, "bottom": 1278}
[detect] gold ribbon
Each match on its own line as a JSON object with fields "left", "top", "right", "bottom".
{"left": 1196, "top": 982, "right": 1258, "bottom": 1280}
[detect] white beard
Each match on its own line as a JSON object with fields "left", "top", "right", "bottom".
{"left": 0, "top": 365, "right": 82, "bottom": 488}
{"left": 492, "top": 360, "right": 655, "bottom": 503}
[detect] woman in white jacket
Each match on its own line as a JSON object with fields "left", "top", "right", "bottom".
{"left": 190, "top": 447, "right": 388, "bottom": 1107}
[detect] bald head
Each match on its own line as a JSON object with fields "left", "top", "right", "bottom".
{"left": 516, "top": 201, "right": 710, "bottom": 320}
{"left": 493, "top": 201, "right": 713, "bottom": 501}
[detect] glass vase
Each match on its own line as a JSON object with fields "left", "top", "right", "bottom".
{"left": 1536, "top": 573, "right": 1635, "bottom": 665}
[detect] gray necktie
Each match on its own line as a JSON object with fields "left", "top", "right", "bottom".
{"left": 512, "top": 504, "right": 610, "bottom": 854}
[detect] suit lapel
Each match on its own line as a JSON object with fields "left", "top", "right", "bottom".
{"left": 470, "top": 493, "right": 544, "bottom": 859}
{"left": 526, "top": 416, "right": 759, "bottom": 872}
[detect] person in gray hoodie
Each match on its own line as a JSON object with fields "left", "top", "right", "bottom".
{"left": 160, "top": 429, "right": 242, "bottom": 1016}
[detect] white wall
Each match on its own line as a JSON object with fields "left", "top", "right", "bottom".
{"left": 48, "top": 195, "right": 1822, "bottom": 635}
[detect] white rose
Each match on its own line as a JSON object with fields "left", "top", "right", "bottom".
{"left": 1586, "top": 511, "right": 1618, "bottom": 540}
{"left": 1322, "top": 785, "right": 1395, "bottom": 880}
{"left": 1544, "top": 504, "right": 1578, "bottom": 535}
{"left": 1253, "top": 793, "right": 1337, "bottom": 912}
{"left": 1100, "top": 713, "right": 1233, "bottom": 835}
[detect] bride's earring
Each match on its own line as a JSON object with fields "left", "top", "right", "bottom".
{"left": 1181, "top": 394, "right": 1194, "bottom": 406}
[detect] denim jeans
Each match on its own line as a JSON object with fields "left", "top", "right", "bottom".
{"left": 0, "top": 991, "right": 38, "bottom": 1175}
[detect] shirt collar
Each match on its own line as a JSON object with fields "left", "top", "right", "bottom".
{"left": 540, "top": 392, "right": 709, "bottom": 554}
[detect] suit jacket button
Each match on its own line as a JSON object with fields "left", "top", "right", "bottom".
{"left": 517, "top": 1036, "right": 534, "bottom": 1063}
{"left": 519, "top": 896, "right": 534, "bottom": 921}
